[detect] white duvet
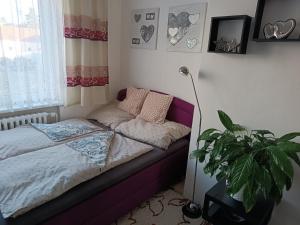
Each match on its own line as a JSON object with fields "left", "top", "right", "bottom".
{"left": 0, "top": 133, "right": 153, "bottom": 219}
{"left": 0, "top": 119, "right": 102, "bottom": 160}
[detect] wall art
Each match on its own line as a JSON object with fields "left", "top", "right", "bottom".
{"left": 167, "top": 3, "right": 207, "bottom": 52}
{"left": 131, "top": 8, "right": 160, "bottom": 50}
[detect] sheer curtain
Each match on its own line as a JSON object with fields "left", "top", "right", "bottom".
{"left": 0, "top": 0, "right": 65, "bottom": 112}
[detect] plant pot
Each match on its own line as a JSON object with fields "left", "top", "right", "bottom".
{"left": 230, "top": 189, "right": 244, "bottom": 202}
{"left": 226, "top": 180, "right": 244, "bottom": 202}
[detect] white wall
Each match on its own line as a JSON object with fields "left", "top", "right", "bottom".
{"left": 117, "top": 0, "right": 300, "bottom": 225}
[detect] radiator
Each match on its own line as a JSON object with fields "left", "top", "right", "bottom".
{"left": 0, "top": 112, "right": 58, "bottom": 131}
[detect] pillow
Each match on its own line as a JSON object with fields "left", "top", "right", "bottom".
{"left": 115, "top": 118, "right": 191, "bottom": 149}
{"left": 138, "top": 91, "right": 173, "bottom": 124}
{"left": 88, "top": 102, "right": 134, "bottom": 129}
{"left": 118, "top": 87, "right": 149, "bottom": 116}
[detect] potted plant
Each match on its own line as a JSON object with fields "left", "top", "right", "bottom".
{"left": 193, "top": 110, "right": 300, "bottom": 212}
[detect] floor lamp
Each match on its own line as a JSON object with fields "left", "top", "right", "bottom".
{"left": 179, "top": 66, "right": 202, "bottom": 219}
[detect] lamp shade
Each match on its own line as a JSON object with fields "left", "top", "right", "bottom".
{"left": 179, "top": 66, "right": 190, "bottom": 76}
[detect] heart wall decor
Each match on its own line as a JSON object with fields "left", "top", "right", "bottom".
{"left": 186, "top": 38, "right": 198, "bottom": 49}
{"left": 134, "top": 14, "right": 141, "bottom": 23}
{"left": 168, "top": 27, "right": 179, "bottom": 37}
{"left": 263, "top": 19, "right": 296, "bottom": 40}
{"left": 188, "top": 14, "right": 200, "bottom": 25}
{"left": 140, "top": 25, "right": 155, "bottom": 43}
{"left": 131, "top": 8, "right": 159, "bottom": 49}
{"left": 167, "top": 3, "right": 207, "bottom": 52}
{"left": 167, "top": 12, "right": 192, "bottom": 46}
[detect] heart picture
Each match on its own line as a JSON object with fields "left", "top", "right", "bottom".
{"left": 168, "top": 12, "right": 191, "bottom": 28}
{"left": 134, "top": 14, "right": 141, "bottom": 23}
{"left": 170, "top": 38, "right": 178, "bottom": 45}
{"left": 140, "top": 25, "right": 155, "bottom": 43}
{"left": 263, "top": 19, "right": 296, "bottom": 40}
{"left": 168, "top": 27, "right": 189, "bottom": 46}
{"left": 186, "top": 38, "right": 198, "bottom": 49}
{"left": 188, "top": 14, "right": 200, "bottom": 25}
{"left": 167, "top": 3, "right": 206, "bottom": 52}
{"left": 131, "top": 8, "right": 159, "bottom": 49}
{"left": 167, "top": 12, "right": 192, "bottom": 46}
{"left": 168, "top": 27, "right": 179, "bottom": 37}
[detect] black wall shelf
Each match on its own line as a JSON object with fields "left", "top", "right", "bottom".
{"left": 253, "top": 0, "right": 300, "bottom": 42}
{"left": 208, "top": 15, "right": 251, "bottom": 55}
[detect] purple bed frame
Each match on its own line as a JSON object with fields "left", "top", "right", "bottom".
{"left": 4, "top": 89, "right": 194, "bottom": 225}
{"left": 116, "top": 89, "right": 194, "bottom": 128}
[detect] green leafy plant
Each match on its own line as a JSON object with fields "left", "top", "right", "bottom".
{"left": 193, "top": 110, "right": 300, "bottom": 212}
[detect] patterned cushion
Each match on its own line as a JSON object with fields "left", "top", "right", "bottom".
{"left": 138, "top": 92, "right": 173, "bottom": 124}
{"left": 88, "top": 102, "right": 134, "bottom": 129}
{"left": 118, "top": 87, "right": 149, "bottom": 116}
{"left": 115, "top": 118, "right": 191, "bottom": 149}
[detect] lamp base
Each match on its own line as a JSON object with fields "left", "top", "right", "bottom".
{"left": 182, "top": 201, "right": 202, "bottom": 219}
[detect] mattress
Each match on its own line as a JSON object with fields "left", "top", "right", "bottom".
{"left": 0, "top": 138, "right": 189, "bottom": 225}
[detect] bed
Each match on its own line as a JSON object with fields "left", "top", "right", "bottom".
{"left": 0, "top": 89, "right": 194, "bottom": 225}
{"left": 0, "top": 119, "right": 103, "bottom": 160}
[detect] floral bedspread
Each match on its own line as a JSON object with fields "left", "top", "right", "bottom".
{"left": 66, "top": 131, "right": 114, "bottom": 166}
{"left": 31, "top": 120, "right": 101, "bottom": 142}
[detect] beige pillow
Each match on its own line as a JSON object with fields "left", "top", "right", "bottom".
{"left": 88, "top": 102, "right": 134, "bottom": 129}
{"left": 118, "top": 87, "right": 149, "bottom": 116}
{"left": 138, "top": 92, "right": 173, "bottom": 124}
{"left": 115, "top": 118, "right": 191, "bottom": 149}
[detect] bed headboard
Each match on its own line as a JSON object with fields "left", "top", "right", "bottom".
{"left": 117, "top": 89, "right": 194, "bottom": 128}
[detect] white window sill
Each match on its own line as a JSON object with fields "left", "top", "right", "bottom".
{"left": 0, "top": 105, "right": 62, "bottom": 120}
{"left": 0, "top": 104, "right": 63, "bottom": 114}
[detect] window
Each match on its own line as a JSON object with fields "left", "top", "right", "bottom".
{"left": 0, "top": 0, "right": 65, "bottom": 112}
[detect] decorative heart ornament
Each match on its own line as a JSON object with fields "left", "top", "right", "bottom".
{"left": 170, "top": 38, "right": 178, "bottom": 45}
{"left": 274, "top": 19, "right": 296, "bottom": 39}
{"left": 168, "top": 12, "right": 192, "bottom": 46}
{"left": 168, "top": 27, "right": 179, "bottom": 37}
{"left": 186, "top": 38, "right": 198, "bottom": 49}
{"left": 263, "top": 19, "right": 296, "bottom": 39}
{"left": 188, "top": 14, "right": 200, "bottom": 25}
{"left": 134, "top": 14, "right": 141, "bottom": 23}
{"left": 168, "top": 27, "right": 188, "bottom": 46}
{"left": 140, "top": 25, "right": 155, "bottom": 43}
{"left": 214, "top": 38, "right": 240, "bottom": 53}
{"left": 263, "top": 23, "right": 275, "bottom": 39}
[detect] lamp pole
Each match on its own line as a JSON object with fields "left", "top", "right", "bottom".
{"left": 179, "top": 66, "right": 202, "bottom": 219}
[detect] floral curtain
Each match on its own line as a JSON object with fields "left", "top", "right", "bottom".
{"left": 64, "top": 0, "right": 109, "bottom": 106}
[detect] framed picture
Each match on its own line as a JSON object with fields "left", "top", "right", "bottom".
{"left": 131, "top": 8, "right": 160, "bottom": 50}
{"left": 167, "top": 3, "right": 207, "bottom": 52}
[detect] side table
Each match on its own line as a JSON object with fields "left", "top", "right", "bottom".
{"left": 202, "top": 180, "right": 274, "bottom": 225}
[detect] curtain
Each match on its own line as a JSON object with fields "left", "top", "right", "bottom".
{"left": 64, "top": 0, "right": 109, "bottom": 107}
{"left": 0, "top": 0, "right": 65, "bottom": 113}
